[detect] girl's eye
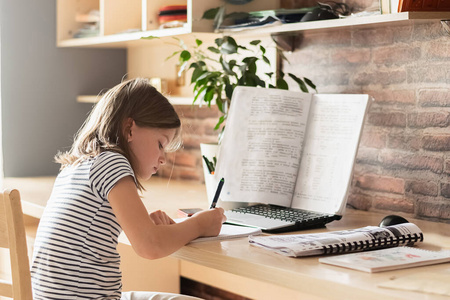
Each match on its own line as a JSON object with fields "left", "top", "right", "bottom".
{"left": 159, "top": 142, "right": 163, "bottom": 150}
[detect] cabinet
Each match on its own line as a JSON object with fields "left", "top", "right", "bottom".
{"left": 57, "top": 1, "right": 450, "bottom": 103}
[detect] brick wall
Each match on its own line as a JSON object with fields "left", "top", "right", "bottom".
{"left": 158, "top": 105, "right": 220, "bottom": 181}
{"left": 159, "top": 3, "right": 450, "bottom": 224}
{"left": 282, "top": 19, "right": 450, "bottom": 222}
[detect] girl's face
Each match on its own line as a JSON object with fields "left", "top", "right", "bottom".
{"left": 127, "top": 121, "right": 177, "bottom": 180}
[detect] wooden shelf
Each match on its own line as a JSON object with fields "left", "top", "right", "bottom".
{"left": 222, "top": 12, "right": 450, "bottom": 36}
{"left": 58, "top": 11, "right": 450, "bottom": 48}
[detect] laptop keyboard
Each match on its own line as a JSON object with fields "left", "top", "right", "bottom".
{"left": 226, "top": 204, "right": 340, "bottom": 233}
{"left": 231, "top": 204, "right": 331, "bottom": 223}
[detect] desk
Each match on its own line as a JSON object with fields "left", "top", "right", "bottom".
{"left": 5, "top": 177, "right": 450, "bottom": 300}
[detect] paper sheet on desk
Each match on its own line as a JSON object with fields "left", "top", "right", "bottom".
{"left": 378, "top": 270, "right": 450, "bottom": 296}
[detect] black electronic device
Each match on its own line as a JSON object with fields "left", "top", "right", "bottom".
{"left": 379, "top": 215, "right": 409, "bottom": 227}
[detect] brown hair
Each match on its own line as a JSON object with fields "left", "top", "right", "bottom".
{"left": 55, "top": 78, "right": 182, "bottom": 190}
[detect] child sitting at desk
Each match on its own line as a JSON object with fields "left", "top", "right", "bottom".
{"left": 30, "top": 78, "right": 226, "bottom": 299}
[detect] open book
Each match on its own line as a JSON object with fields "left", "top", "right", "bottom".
{"left": 215, "top": 86, "right": 370, "bottom": 232}
{"left": 319, "top": 246, "right": 450, "bottom": 273}
{"left": 248, "top": 222, "right": 423, "bottom": 257}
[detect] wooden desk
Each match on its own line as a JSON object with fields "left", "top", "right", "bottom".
{"left": 6, "top": 177, "right": 450, "bottom": 300}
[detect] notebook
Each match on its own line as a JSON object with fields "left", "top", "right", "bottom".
{"left": 213, "top": 87, "right": 370, "bottom": 233}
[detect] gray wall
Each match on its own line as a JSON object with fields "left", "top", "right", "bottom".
{"left": 1, "top": 0, "right": 127, "bottom": 177}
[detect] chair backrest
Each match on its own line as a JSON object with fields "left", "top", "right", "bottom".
{"left": 0, "top": 189, "right": 33, "bottom": 299}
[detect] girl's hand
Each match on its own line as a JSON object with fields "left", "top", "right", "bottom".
{"left": 149, "top": 210, "right": 176, "bottom": 225}
{"left": 191, "top": 207, "right": 226, "bottom": 237}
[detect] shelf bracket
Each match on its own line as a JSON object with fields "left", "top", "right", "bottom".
{"left": 271, "top": 33, "right": 303, "bottom": 52}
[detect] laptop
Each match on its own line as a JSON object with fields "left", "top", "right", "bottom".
{"left": 211, "top": 88, "right": 370, "bottom": 233}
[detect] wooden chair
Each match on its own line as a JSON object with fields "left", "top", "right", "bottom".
{"left": 0, "top": 189, "right": 33, "bottom": 299}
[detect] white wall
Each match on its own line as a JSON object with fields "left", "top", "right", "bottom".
{"left": 0, "top": 0, "right": 127, "bottom": 176}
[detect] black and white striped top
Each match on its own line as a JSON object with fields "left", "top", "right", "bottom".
{"left": 31, "top": 151, "right": 135, "bottom": 299}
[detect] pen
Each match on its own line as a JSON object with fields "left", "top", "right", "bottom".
{"left": 210, "top": 177, "right": 224, "bottom": 209}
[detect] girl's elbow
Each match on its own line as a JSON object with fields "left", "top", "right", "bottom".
{"left": 132, "top": 243, "right": 166, "bottom": 260}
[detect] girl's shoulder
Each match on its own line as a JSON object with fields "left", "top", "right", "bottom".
{"left": 91, "top": 151, "right": 132, "bottom": 170}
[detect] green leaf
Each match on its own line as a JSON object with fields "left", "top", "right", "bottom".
{"left": 250, "top": 40, "right": 261, "bottom": 46}
{"left": 215, "top": 38, "right": 224, "bottom": 47}
{"left": 204, "top": 86, "right": 216, "bottom": 102}
{"left": 262, "top": 56, "right": 270, "bottom": 65}
{"left": 141, "top": 36, "right": 159, "bottom": 40}
{"left": 202, "top": 7, "right": 220, "bottom": 19}
{"left": 179, "top": 50, "right": 191, "bottom": 62}
{"left": 208, "top": 46, "right": 220, "bottom": 54}
{"left": 214, "top": 116, "right": 226, "bottom": 131}
{"left": 259, "top": 45, "right": 266, "bottom": 54}
{"left": 288, "top": 73, "right": 308, "bottom": 92}
{"left": 191, "top": 68, "right": 206, "bottom": 83}
{"left": 195, "top": 39, "right": 203, "bottom": 47}
{"left": 304, "top": 77, "right": 317, "bottom": 91}
{"left": 276, "top": 78, "right": 289, "bottom": 90}
{"left": 225, "top": 83, "right": 234, "bottom": 100}
{"left": 164, "top": 50, "right": 181, "bottom": 62}
{"left": 221, "top": 37, "right": 238, "bottom": 55}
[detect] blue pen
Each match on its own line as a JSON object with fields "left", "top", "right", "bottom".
{"left": 210, "top": 178, "right": 224, "bottom": 209}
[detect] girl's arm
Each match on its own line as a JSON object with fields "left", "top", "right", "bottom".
{"left": 108, "top": 176, "right": 225, "bottom": 259}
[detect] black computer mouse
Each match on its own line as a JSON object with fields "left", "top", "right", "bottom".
{"left": 379, "top": 215, "right": 409, "bottom": 227}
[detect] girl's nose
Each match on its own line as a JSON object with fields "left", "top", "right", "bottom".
{"left": 159, "top": 153, "right": 166, "bottom": 165}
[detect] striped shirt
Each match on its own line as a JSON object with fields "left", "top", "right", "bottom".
{"left": 31, "top": 151, "right": 135, "bottom": 299}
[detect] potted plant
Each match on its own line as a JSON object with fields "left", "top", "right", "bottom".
{"left": 143, "top": 34, "right": 316, "bottom": 202}
{"left": 166, "top": 35, "right": 317, "bottom": 136}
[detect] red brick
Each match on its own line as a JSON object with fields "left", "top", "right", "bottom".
{"left": 353, "top": 28, "right": 394, "bottom": 46}
{"left": 416, "top": 200, "right": 450, "bottom": 220}
{"left": 354, "top": 69, "right": 407, "bottom": 86}
{"left": 373, "top": 196, "right": 414, "bottom": 213}
{"left": 413, "top": 21, "right": 446, "bottom": 41}
{"left": 366, "top": 90, "right": 415, "bottom": 105}
{"left": 446, "top": 160, "right": 450, "bottom": 174}
{"left": 373, "top": 46, "right": 420, "bottom": 65}
{"left": 360, "top": 128, "right": 387, "bottom": 148}
{"left": 368, "top": 112, "right": 406, "bottom": 127}
{"left": 175, "top": 105, "right": 220, "bottom": 119}
{"left": 422, "top": 135, "right": 450, "bottom": 151}
{"left": 387, "top": 134, "right": 421, "bottom": 151}
{"left": 441, "top": 182, "right": 450, "bottom": 198}
{"left": 355, "top": 174, "right": 404, "bottom": 194}
{"left": 380, "top": 151, "right": 443, "bottom": 173}
{"left": 407, "top": 64, "right": 448, "bottom": 83}
{"left": 347, "top": 193, "right": 373, "bottom": 211}
{"left": 408, "top": 112, "right": 450, "bottom": 128}
{"left": 406, "top": 180, "right": 438, "bottom": 196}
{"left": 355, "top": 148, "right": 380, "bottom": 165}
{"left": 425, "top": 40, "right": 450, "bottom": 59}
{"left": 167, "top": 150, "right": 199, "bottom": 168}
{"left": 418, "top": 89, "right": 450, "bottom": 107}
{"left": 331, "top": 48, "right": 371, "bottom": 64}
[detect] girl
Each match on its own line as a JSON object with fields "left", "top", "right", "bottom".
{"left": 31, "top": 78, "right": 225, "bottom": 299}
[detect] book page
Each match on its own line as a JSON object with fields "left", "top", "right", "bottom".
{"left": 320, "top": 247, "right": 450, "bottom": 273}
{"left": 215, "top": 86, "right": 312, "bottom": 206}
{"left": 291, "top": 94, "right": 369, "bottom": 214}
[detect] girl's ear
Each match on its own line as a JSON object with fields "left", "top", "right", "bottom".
{"left": 123, "top": 118, "right": 134, "bottom": 142}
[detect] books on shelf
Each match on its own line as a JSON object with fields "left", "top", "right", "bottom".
{"left": 319, "top": 246, "right": 450, "bottom": 273}
{"left": 248, "top": 223, "right": 423, "bottom": 257}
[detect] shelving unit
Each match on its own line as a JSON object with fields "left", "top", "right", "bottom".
{"left": 58, "top": 1, "right": 450, "bottom": 104}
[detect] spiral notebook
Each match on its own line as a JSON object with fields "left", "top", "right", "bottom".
{"left": 249, "top": 222, "right": 423, "bottom": 257}
{"left": 319, "top": 247, "right": 450, "bottom": 273}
